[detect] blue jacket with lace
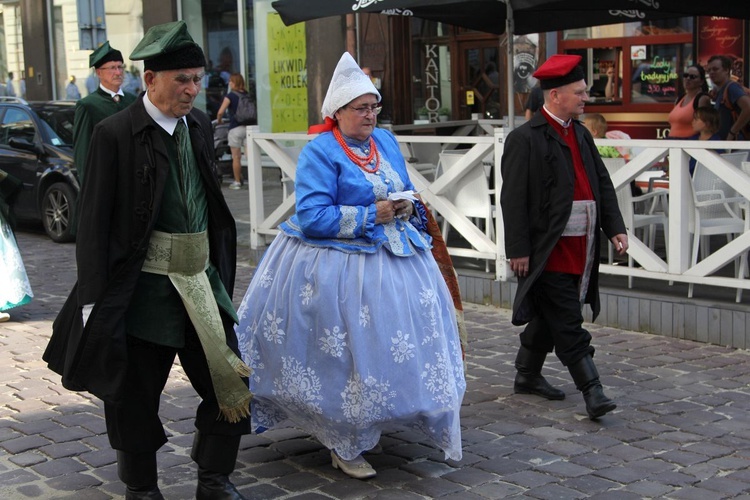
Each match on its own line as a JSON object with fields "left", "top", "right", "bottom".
{"left": 280, "top": 127, "right": 431, "bottom": 255}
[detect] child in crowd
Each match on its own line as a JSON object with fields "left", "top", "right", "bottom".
{"left": 583, "top": 113, "right": 642, "bottom": 196}
{"left": 689, "top": 106, "right": 723, "bottom": 175}
{"left": 583, "top": 113, "right": 621, "bottom": 158}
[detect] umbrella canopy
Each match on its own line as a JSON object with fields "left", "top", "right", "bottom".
{"left": 271, "top": 0, "right": 750, "bottom": 35}
{"left": 270, "top": 0, "right": 750, "bottom": 126}
{"left": 273, "top": 0, "right": 506, "bottom": 34}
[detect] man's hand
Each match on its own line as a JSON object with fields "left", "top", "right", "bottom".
{"left": 510, "top": 256, "right": 530, "bottom": 277}
{"left": 611, "top": 233, "right": 629, "bottom": 256}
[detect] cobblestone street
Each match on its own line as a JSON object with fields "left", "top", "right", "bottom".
{"left": 2, "top": 201, "right": 750, "bottom": 498}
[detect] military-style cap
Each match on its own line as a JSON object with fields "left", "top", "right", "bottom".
{"left": 130, "top": 20, "right": 206, "bottom": 72}
{"left": 90, "top": 41, "right": 123, "bottom": 69}
{"left": 533, "top": 54, "right": 585, "bottom": 90}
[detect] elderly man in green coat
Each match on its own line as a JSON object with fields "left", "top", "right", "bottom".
{"left": 45, "top": 22, "right": 249, "bottom": 500}
{"left": 73, "top": 41, "right": 137, "bottom": 184}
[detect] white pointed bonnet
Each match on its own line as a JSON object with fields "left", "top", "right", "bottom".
{"left": 321, "top": 52, "right": 381, "bottom": 120}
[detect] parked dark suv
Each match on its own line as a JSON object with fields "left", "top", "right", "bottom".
{"left": 0, "top": 98, "right": 78, "bottom": 242}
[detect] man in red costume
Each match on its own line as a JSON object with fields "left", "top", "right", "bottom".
{"left": 501, "top": 54, "right": 628, "bottom": 420}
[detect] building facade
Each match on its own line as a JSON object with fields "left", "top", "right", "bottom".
{"left": 1, "top": 1, "right": 747, "bottom": 137}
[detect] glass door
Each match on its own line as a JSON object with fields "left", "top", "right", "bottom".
{"left": 455, "top": 41, "right": 501, "bottom": 120}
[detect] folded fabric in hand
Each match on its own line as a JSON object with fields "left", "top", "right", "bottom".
{"left": 388, "top": 190, "right": 420, "bottom": 202}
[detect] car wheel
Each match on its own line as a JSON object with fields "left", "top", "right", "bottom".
{"left": 42, "top": 182, "right": 76, "bottom": 243}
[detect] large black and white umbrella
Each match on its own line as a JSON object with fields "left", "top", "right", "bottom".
{"left": 272, "top": 0, "right": 749, "bottom": 34}
{"left": 270, "top": 0, "right": 750, "bottom": 125}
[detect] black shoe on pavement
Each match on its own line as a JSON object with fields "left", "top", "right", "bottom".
{"left": 568, "top": 355, "right": 617, "bottom": 419}
{"left": 514, "top": 346, "right": 565, "bottom": 400}
{"left": 125, "top": 486, "right": 165, "bottom": 500}
{"left": 514, "top": 371, "right": 566, "bottom": 400}
{"left": 196, "top": 468, "right": 246, "bottom": 500}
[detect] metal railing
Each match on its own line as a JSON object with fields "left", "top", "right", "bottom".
{"left": 245, "top": 126, "right": 750, "bottom": 300}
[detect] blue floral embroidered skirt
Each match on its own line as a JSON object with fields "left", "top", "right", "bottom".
{"left": 0, "top": 214, "right": 32, "bottom": 312}
{"left": 236, "top": 233, "right": 465, "bottom": 461}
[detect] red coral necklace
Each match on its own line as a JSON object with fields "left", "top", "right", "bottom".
{"left": 333, "top": 126, "right": 380, "bottom": 173}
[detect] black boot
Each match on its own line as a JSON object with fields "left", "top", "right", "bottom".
{"left": 116, "top": 451, "right": 164, "bottom": 500}
{"left": 514, "top": 346, "right": 565, "bottom": 400}
{"left": 191, "top": 432, "right": 246, "bottom": 500}
{"left": 568, "top": 355, "right": 617, "bottom": 419}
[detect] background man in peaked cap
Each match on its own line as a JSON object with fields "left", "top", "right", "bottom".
{"left": 73, "top": 41, "right": 137, "bottom": 184}
{"left": 501, "top": 54, "right": 628, "bottom": 420}
{"left": 45, "top": 21, "right": 250, "bottom": 500}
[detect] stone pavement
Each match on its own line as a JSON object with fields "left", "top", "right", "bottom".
{"left": 3, "top": 183, "right": 750, "bottom": 499}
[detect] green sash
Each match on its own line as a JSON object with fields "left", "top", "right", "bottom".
{"left": 142, "top": 230, "right": 251, "bottom": 423}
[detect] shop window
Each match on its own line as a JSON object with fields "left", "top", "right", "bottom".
{"left": 183, "top": 0, "right": 257, "bottom": 119}
{"left": 46, "top": 1, "right": 144, "bottom": 101}
{"left": 563, "top": 17, "right": 693, "bottom": 40}
{"left": 630, "top": 43, "right": 691, "bottom": 104}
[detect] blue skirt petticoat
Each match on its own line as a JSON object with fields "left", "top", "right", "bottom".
{"left": 0, "top": 214, "right": 33, "bottom": 312}
{"left": 235, "top": 233, "right": 465, "bottom": 461}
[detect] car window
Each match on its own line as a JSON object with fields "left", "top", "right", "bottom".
{"left": 0, "top": 108, "right": 37, "bottom": 147}
{"left": 35, "top": 107, "right": 75, "bottom": 146}
{"left": 37, "top": 118, "right": 67, "bottom": 147}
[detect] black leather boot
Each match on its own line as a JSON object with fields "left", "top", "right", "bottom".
{"left": 116, "top": 451, "right": 164, "bottom": 500}
{"left": 191, "top": 432, "right": 246, "bottom": 500}
{"left": 568, "top": 355, "right": 617, "bottom": 419}
{"left": 514, "top": 346, "right": 565, "bottom": 400}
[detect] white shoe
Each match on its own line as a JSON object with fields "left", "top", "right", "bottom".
{"left": 228, "top": 180, "right": 242, "bottom": 190}
{"left": 0, "top": 312, "right": 9, "bottom": 322}
{"left": 331, "top": 451, "right": 376, "bottom": 479}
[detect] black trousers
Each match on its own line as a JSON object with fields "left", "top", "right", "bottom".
{"left": 519, "top": 271, "right": 595, "bottom": 367}
{"left": 104, "top": 318, "right": 250, "bottom": 453}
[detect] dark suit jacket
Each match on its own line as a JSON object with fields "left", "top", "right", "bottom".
{"left": 44, "top": 95, "right": 237, "bottom": 404}
{"left": 500, "top": 112, "right": 626, "bottom": 325}
{"left": 73, "top": 87, "right": 137, "bottom": 184}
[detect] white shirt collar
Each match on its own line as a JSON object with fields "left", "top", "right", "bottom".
{"left": 99, "top": 84, "right": 124, "bottom": 98}
{"left": 143, "top": 91, "right": 187, "bottom": 136}
{"left": 543, "top": 105, "right": 572, "bottom": 128}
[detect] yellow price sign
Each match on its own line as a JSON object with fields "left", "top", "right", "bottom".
{"left": 466, "top": 90, "right": 474, "bottom": 105}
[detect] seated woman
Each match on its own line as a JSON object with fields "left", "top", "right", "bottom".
{"left": 689, "top": 106, "right": 723, "bottom": 176}
{"left": 234, "top": 53, "right": 465, "bottom": 479}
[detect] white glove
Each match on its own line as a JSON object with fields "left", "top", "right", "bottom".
{"left": 82, "top": 304, "right": 94, "bottom": 327}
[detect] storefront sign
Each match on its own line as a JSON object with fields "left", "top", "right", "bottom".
{"left": 267, "top": 13, "right": 307, "bottom": 132}
{"left": 633, "top": 55, "right": 678, "bottom": 102}
{"left": 514, "top": 35, "right": 538, "bottom": 93}
{"left": 607, "top": 119, "right": 670, "bottom": 140}
{"left": 423, "top": 44, "right": 441, "bottom": 122}
{"left": 631, "top": 45, "right": 646, "bottom": 61}
{"left": 697, "top": 16, "right": 746, "bottom": 83}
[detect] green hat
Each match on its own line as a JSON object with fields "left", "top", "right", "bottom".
{"left": 89, "top": 41, "right": 123, "bottom": 69}
{"left": 130, "top": 20, "right": 206, "bottom": 72}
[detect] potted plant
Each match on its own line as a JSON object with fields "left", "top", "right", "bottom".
{"left": 417, "top": 106, "right": 429, "bottom": 120}
{"left": 438, "top": 107, "right": 450, "bottom": 122}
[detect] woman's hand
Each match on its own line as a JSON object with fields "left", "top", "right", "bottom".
{"left": 375, "top": 200, "right": 397, "bottom": 224}
{"left": 375, "top": 200, "right": 414, "bottom": 224}
{"left": 394, "top": 200, "right": 413, "bottom": 219}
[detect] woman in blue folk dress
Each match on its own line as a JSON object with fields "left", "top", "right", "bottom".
{"left": 235, "top": 53, "right": 465, "bottom": 479}
{"left": 1, "top": 169, "right": 33, "bottom": 322}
